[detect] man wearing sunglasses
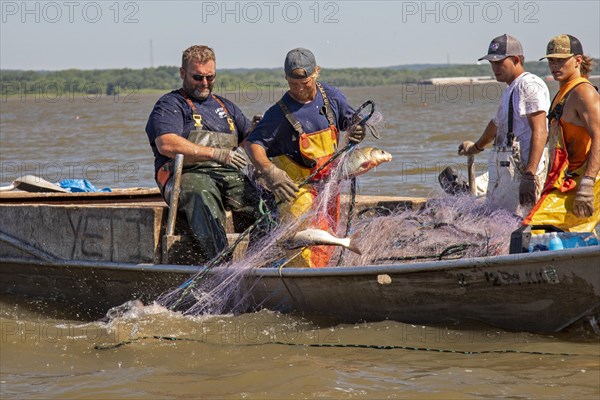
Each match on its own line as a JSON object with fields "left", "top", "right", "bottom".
{"left": 146, "top": 45, "right": 263, "bottom": 262}
{"left": 244, "top": 47, "right": 366, "bottom": 268}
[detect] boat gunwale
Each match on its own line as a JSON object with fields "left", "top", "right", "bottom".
{"left": 2, "top": 245, "right": 598, "bottom": 278}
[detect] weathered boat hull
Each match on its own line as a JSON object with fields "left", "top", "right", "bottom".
{"left": 249, "top": 247, "right": 600, "bottom": 333}
{"left": 1, "top": 246, "right": 599, "bottom": 333}
{"left": 1, "top": 189, "right": 599, "bottom": 333}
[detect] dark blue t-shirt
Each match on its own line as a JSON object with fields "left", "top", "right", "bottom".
{"left": 247, "top": 82, "right": 355, "bottom": 166}
{"left": 145, "top": 90, "right": 252, "bottom": 173}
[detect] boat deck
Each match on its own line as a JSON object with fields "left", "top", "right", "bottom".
{"left": 0, "top": 188, "right": 427, "bottom": 265}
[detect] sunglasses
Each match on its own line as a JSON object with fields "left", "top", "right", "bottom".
{"left": 184, "top": 69, "right": 216, "bottom": 82}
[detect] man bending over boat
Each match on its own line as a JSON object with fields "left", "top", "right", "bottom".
{"left": 145, "top": 45, "right": 263, "bottom": 261}
{"left": 445, "top": 34, "right": 550, "bottom": 217}
{"left": 524, "top": 35, "right": 600, "bottom": 232}
{"left": 244, "top": 48, "right": 366, "bottom": 268}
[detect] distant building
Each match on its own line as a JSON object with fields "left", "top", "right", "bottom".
{"left": 419, "top": 76, "right": 496, "bottom": 85}
{"left": 545, "top": 74, "right": 600, "bottom": 82}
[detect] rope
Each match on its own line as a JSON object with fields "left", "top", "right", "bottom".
{"left": 93, "top": 335, "right": 576, "bottom": 356}
{"left": 336, "top": 177, "right": 357, "bottom": 266}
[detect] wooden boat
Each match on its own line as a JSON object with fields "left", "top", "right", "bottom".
{"left": 1, "top": 188, "right": 599, "bottom": 333}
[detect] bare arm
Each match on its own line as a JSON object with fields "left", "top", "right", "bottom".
{"left": 244, "top": 142, "right": 272, "bottom": 173}
{"left": 476, "top": 119, "right": 497, "bottom": 149}
{"left": 574, "top": 85, "right": 600, "bottom": 178}
{"left": 155, "top": 133, "right": 216, "bottom": 164}
{"left": 524, "top": 110, "right": 548, "bottom": 175}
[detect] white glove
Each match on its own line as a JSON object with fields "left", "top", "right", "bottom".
{"left": 257, "top": 164, "right": 299, "bottom": 202}
{"left": 211, "top": 148, "right": 247, "bottom": 169}
{"left": 573, "top": 177, "right": 595, "bottom": 218}
{"left": 519, "top": 173, "right": 538, "bottom": 206}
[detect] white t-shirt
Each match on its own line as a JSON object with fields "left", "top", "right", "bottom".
{"left": 492, "top": 72, "right": 550, "bottom": 166}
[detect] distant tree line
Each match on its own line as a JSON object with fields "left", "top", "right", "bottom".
{"left": 1, "top": 61, "right": 598, "bottom": 96}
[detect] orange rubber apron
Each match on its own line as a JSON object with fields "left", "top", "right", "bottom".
{"left": 273, "top": 83, "right": 340, "bottom": 268}
{"left": 523, "top": 77, "right": 600, "bottom": 232}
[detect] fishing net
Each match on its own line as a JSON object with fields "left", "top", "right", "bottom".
{"left": 337, "top": 196, "right": 520, "bottom": 266}
{"left": 156, "top": 111, "right": 520, "bottom": 317}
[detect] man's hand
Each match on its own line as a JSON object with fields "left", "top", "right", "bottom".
{"left": 519, "top": 173, "right": 537, "bottom": 206}
{"left": 258, "top": 164, "right": 299, "bottom": 202}
{"left": 573, "top": 177, "right": 595, "bottom": 218}
{"left": 458, "top": 141, "right": 482, "bottom": 156}
{"left": 348, "top": 124, "right": 366, "bottom": 144}
{"left": 211, "top": 148, "right": 247, "bottom": 169}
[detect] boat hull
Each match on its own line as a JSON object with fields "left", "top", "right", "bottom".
{"left": 2, "top": 189, "right": 598, "bottom": 332}
{"left": 2, "top": 246, "right": 599, "bottom": 333}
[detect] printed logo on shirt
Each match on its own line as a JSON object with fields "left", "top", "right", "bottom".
{"left": 215, "top": 107, "right": 236, "bottom": 133}
{"left": 216, "top": 107, "right": 227, "bottom": 119}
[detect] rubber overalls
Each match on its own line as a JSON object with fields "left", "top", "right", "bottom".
{"left": 272, "top": 83, "right": 340, "bottom": 268}
{"left": 156, "top": 92, "right": 261, "bottom": 261}
{"left": 524, "top": 77, "right": 600, "bottom": 232}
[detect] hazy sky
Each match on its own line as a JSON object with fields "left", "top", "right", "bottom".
{"left": 1, "top": 0, "right": 599, "bottom": 70}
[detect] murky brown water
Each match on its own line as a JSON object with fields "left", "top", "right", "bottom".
{"left": 0, "top": 83, "right": 515, "bottom": 196}
{"left": 2, "top": 83, "right": 599, "bottom": 399}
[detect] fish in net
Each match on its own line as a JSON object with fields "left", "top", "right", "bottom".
{"left": 155, "top": 112, "right": 521, "bottom": 317}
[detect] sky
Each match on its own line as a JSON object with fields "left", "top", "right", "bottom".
{"left": 1, "top": 0, "right": 599, "bottom": 70}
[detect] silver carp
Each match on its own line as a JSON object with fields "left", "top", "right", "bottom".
{"left": 342, "top": 147, "right": 392, "bottom": 179}
{"left": 282, "top": 229, "right": 362, "bottom": 254}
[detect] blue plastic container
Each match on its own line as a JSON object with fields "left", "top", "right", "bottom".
{"left": 548, "top": 232, "right": 564, "bottom": 251}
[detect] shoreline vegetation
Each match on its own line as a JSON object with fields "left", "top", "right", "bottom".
{"left": 1, "top": 61, "right": 598, "bottom": 98}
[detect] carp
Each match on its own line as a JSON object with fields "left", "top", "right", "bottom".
{"left": 282, "top": 228, "right": 362, "bottom": 254}
{"left": 341, "top": 147, "right": 392, "bottom": 179}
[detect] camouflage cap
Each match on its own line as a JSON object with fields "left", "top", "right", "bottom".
{"left": 478, "top": 34, "right": 523, "bottom": 62}
{"left": 284, "top": 48, "right": 317, "bottom": 79}
{"left": 539, "top": 34, "right": 584, "bottom": 60}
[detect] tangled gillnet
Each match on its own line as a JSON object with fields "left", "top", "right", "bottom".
{"left": 157, "top": 192, "right": 520, "bottom": 317}
{"left": 156, "top": 122, "right": 521, "bottom": 317}
{"left": 337, "top": 196, "right": 520, "bottom": 266}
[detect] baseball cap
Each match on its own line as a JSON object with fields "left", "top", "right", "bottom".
{"left": 478, "top": 34, "right": 523, "bottom": 61}
{"left": 284, "top": 48, "right": 317, "bottom": 79}
{"left": 539, "top": 34, "right": 584, "bottom": 60}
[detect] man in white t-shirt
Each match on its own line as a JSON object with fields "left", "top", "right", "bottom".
{"left": 455, "top": 34, "right": 550, "bottom": 216}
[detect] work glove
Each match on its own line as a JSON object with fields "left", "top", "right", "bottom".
{"left": 458, "top": 141, "right": 482, "bottom": 156}
{"left": 348, "top": 124, "right": 366, "bottom": 144}
{"left": 573, "top": 178, "right": 595, "bottom": 218}
{"left": 257, "top": 164, "right": 299, "bottom": 203}
{"left": 211, "top": 148, "right": 247, "bottom": 170}
{"left": 519, "top": 173, "right": 537, "bottom": 206}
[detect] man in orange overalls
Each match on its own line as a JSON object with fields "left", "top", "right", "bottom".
{"left": 245, "top": 48, "right": 366, "bottom": 267}
{"left": 524, "top": 34, "right": 600, "bottom": 232}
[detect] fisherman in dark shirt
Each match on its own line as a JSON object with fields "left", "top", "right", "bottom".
{"left": 244, "top": 48, "right": 366, "bottom": 268}
{"left": 146, "top": 45, "right": 262, "bottom": 261}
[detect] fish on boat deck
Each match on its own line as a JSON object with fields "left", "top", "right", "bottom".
{"left": 281, "top": 229, "right": 362, "bottom": 255}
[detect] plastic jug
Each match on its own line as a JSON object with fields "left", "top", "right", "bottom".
{"left": 548, "top": 232, "right": 564, "bottom": 251}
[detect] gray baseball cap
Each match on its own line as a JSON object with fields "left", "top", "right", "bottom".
{"left": 478, "top": 34, "right": 523, "bottom": 61}
{"left": 284, "top": 48, "right": 317, "bottom": 79}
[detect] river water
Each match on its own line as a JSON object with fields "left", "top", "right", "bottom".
{"left": 1, "top": 83, "right": 599, "bottom": 399}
